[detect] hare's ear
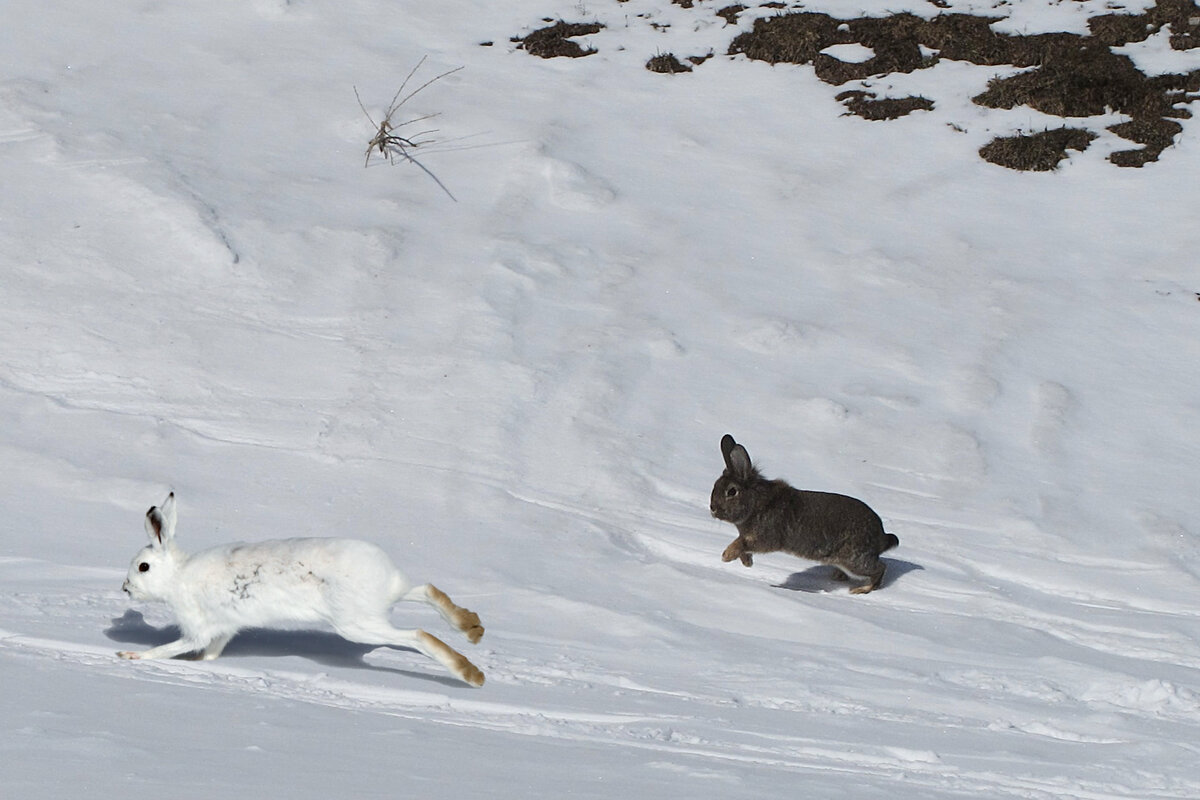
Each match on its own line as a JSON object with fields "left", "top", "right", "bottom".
{"left": 144, "top": 492, "right": 177, "bottom": 547}
{"left": 720, "top": 434, "right": 738, "bottom": 467}
{"left": 721, "top": 435, "right": 753, "bottom": 480}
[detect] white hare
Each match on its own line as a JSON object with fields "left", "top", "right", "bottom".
{"left": 119, "top": 493, "right": 485, "bottom": 687}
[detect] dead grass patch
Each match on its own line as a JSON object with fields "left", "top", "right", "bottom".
{"left": 520, "top": 21, "right": 604, "bottom": 58}
{"left": 647, "top": 53, "right": 693, "bottom": 73}
{"left": 979, "top": 128, "right": 1097, "bottom": 171}
{"left": 725, "top": 2, "right": 1200, "bottom": 168}
{"left": 837, "top": 90, "right": 934, "bottom": 120}
{"left": 517, "top": 0, "right": 1200, "bottom": 169}
{"left": 717, "top": 5, "right": 746, "bottom": 25}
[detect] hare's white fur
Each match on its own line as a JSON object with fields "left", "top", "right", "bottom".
{"left": 119, "top": 493, "right": 484, "bottom": 687}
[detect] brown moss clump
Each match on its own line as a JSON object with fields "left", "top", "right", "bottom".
{"left": 521, "top": 21, "right": 604, "bottom": 58}
{"left": 979, "top": 128, "right": 1098, "bottom": 171}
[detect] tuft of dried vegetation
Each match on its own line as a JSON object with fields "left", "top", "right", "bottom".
{"left": 516, "top": 0, "right": 1200, "bottom": 169}
{"left": 520, "top": 21, "right": 604, "bottom": 58}
{"left": 646, "top": 53, "right": 693, "bottom": 73}
{"left": 716, "top": 5, "right": 746, "bottom": 25}
{"left": 978, "top": 128, "right": 1098, "bottom": 171}
{"left": 725, "top": 2, "right": 1200, "bottom": 168}
{"left": 356, "top": 57, "right": 463, "bottom": 200}
{"left": 836, "top": 90, "right": 934, "bottom": 120}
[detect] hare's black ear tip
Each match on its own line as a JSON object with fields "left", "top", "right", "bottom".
{"left": 721, "top": 433, "right": 736, "bottom": 447}
{"left": 146, "top": 506, "right": 157, "bottom": 517}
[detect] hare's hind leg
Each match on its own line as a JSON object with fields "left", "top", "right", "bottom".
{"left": 335, "top": 618, "right": 485, "bottom": 687}
{"left": 403, "top": 584, "right": 484, "bottom": 644}
{"left": 848, "top": 562, "right": 887, "bottom": 595}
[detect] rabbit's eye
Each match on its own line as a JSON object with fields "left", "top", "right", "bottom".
{"left": 726, "top": 486, "right": 739, "bottom": 498}
{"left": 138, "top": 562, "right": 150, "bottom": 573}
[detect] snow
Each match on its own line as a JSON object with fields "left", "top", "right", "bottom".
{"left": 2, "top": 0, "right": 1199, "bottom": 798}
{"left": 820, "top": 44, "right": 877, "bottom": 64}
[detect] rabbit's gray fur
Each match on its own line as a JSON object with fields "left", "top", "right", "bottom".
{"left": 710, "top": 434, "right": 899, "bottom": 593}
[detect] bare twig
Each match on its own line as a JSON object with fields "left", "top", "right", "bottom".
{"left": 356, "top": 56, "right": 464, "bottom": 201}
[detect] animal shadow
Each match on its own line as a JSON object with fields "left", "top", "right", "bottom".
{"left": 773, "top": 558, "right": 923, "bottom": 593}
{"left": 104, "top": 610, "right": 464, "bottom": 688}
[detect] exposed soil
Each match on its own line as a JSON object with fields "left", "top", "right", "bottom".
{"left": 515, "top": 2, "right": 1200, "bottom": 169}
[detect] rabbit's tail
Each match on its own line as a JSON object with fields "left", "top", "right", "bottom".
{"left": 882, "top": 533, "right": 900, "bottom": 552}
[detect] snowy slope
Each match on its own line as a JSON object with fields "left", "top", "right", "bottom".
{"left": 2, "top": 0, "right": 1199, "bottom": 797}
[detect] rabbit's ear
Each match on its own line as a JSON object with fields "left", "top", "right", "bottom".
{"left": 160, "top": 492, "right": 177, "bottom": 539}
{"left": 720, "top": 434, "right": 738, "bottom": 467}
{"left": 721, "top": 435, "right": 754, "bottom": 480}
{"left": 144, "top": 492, "right": 177, "bottom": 547}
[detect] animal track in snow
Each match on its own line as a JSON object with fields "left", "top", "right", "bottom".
{"left": 1032, "top": 380, "right": 1074, "bottom": 456}
{"left": 544, "top": 157, "right": 616, "bottom": 211}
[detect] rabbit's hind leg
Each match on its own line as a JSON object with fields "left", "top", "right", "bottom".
{"left": 334, "top": 618, "right": 485, "bottom": 687}
{"left": 847, "top": 561, "right": 886, "bottom": 595}
{"left": 829, "top": 566, "right": 851, "bottom": 582}
{"left": 403, "top": 584, "right": 485, "bottom": 644}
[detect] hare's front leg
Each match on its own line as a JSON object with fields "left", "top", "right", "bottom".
{"left": 722, "top": 537, "right": 753, "bottom": 567}
{"left": 118, "top": 634, "right": 206, "bottom": 660}
{"left": 200, "top": 633, "right": 235, "bottom": 660}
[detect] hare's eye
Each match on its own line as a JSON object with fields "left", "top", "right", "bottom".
{"left": 726, "top": 486, "right": 739, "bottom": 498}
{"left": 138, "top": 562, "right": 150, "bottom": 573}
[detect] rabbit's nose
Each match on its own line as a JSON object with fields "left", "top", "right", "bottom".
{"left": 121, "top": 580, "right": 130, "bottom": 594}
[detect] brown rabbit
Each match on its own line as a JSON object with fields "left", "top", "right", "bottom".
{"left": 710, "top": 434, "right": 899, "bottom": 594}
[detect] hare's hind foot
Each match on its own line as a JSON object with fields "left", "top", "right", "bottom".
{"left": 416, "top": 630, "right": 485, "bottom": 687}
{"left": 423, "top": 584, "right": 485, "bottom": 644}
{"left": 848, "top": 563, "right": 886, "bottom": 594}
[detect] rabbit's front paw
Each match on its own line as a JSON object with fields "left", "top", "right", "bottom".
{"left": 740, "top": 552, "right": 753, "bottom": 567}
{"left": 117, "top": 651, "right": 142, "bottom": 660}
{"left": 721, "top": 542, "right": 742, "bottom": 563}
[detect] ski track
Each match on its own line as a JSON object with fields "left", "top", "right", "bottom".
{"left": 3, "top": 551, "right": 1199, "bottom": 799}
{"left": 4, "top": 624, "right": 1198, "bottom": 800}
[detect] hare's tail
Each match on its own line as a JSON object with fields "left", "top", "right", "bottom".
{"left": 882, "top": 533, "right": 900, "bottom": 552}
